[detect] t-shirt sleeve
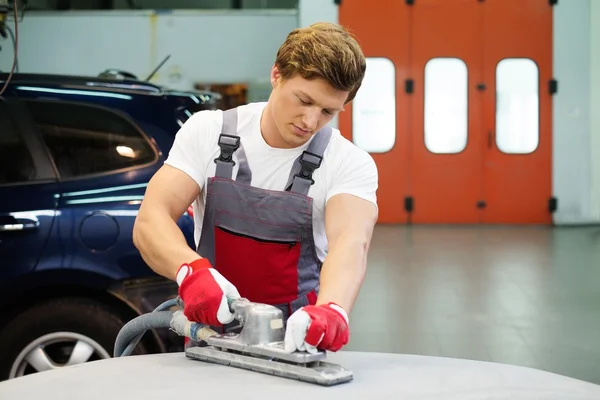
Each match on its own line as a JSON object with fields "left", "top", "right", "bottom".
{"left": 326, "top": 144, "right": 379, "bottom": 209}
{"left": 164, "top": 109, "right": 222, "bottom": 191}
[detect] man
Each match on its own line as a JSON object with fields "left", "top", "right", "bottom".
{"left": 133, "top": 22, "right": 378, "bottom": 354}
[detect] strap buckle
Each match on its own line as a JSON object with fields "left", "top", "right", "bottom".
{"left": 214, "top": 134, "right": 240, "bottom": 164}
{"left": 295, "top": 150, "right": 322, "bottom": 185}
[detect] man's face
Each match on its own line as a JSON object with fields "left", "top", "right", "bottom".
{"left": 266, "top": 65, "right": 349, "bottom": 148}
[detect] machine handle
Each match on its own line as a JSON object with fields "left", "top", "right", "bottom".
{"left": 227, "top": 296, "right": 249, "bottom": 314}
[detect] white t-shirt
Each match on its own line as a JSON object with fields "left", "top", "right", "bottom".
{"left": 164, "top": 102, "right": 378, "bottom": 261}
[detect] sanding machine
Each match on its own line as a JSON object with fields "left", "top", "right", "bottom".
{"left": 114, "top": 296, "right": 353, "bottom": 387}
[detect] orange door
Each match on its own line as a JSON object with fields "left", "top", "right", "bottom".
{"left": 481, "top": 0, "right": 554, "bottom": 224}
{"left": 409, "top": 0, "right": 485, "bottom": 223}
{"left": 338, "top": 0, "right": 411, "bottom": 224}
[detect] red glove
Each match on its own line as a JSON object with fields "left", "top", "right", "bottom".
{"left": 176, "top": 258, "right": 240, "bottom": 326}
{"left": 284, "top": 302, "right": 349, "bottom": 354}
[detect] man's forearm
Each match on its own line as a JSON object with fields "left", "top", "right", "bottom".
{"left": 315, "top": 233, "right": 369, "bottom": 314}
{"left": 133, "top": 210, "right": 200, "bottom": 281}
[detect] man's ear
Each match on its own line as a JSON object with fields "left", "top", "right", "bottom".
{"left": 270, "top": 64, "right": 282, "bottom": 88}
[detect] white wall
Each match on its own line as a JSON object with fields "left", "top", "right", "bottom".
{"left": 0, "top": 9, "right": 297, "bottom": 91}
{"left": 298, "top": 0, "right": 337, "bottom": 27}
{"left": 589, "top": 1, "right": 600, "bottom": 222}
{"left": 297, "top": 0, "right": 339, "bottom": 129}
{"left": 552, "top": 0, "right": 597, "bottom": 224}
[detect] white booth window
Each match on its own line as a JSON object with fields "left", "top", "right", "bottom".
{"left": 495, "top": 58, "right": 539, "bottom": 154}
{"left": 424, "top": 57, "right": 468, "bottom": 154}
{"left": 352, "top": 57, "right": 396, "bottom": 153}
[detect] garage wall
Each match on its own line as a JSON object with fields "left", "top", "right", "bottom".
{"left": 1, "top": 0, "right": 597, "bottom": 225}
{"left": 0, "top": 9, "right": 298, "bottom": 90}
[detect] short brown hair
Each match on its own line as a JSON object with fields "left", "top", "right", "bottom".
{"left": 274, "top": 22, "right": 366, "bottom": 103}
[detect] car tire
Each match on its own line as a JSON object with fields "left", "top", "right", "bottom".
{"left": 0, "top": 296, "right": 150, "bottom": 380}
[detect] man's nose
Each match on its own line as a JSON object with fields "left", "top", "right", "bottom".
{"left": 302, "top": 108, "right": 320, "bottom": 131}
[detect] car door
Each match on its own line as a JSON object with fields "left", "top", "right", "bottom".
{"left": 19, "top": 98, "right": 163, "bottom": 279}
{"left": 0, "top": 98, "right": 59, "bottom": 281}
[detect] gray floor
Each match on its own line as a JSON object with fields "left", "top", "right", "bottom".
{"left": 347, "top": 225, "right": 600, "bottom": 385}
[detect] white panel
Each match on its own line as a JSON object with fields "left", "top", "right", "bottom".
{"left": 495, "top": 58, "right": 539, "bottom": 154}
{"left": 352, "top": 57, "right": 396, "bottom": 153}
{"left": 424, "top": 58, "right": 468, "bottom": 154}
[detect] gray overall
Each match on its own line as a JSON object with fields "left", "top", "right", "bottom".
{"left": 196, "top": 106, "right": 332, "bottom": 332}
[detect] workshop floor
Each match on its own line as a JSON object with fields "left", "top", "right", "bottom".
{"left": 347, "top": 225, "right": 600, "bottom": 385}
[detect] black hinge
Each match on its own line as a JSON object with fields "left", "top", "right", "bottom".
{"left": 405, "top": 79, "right": 414, "bottom": 94}
{"left": 549, "top": 79, "right": 558, "bottom": 95}
{"left": 548, "top": 197, "right": 557, "bottom": 213}
{"left": 476, "top": 200, "right": 486, "bottom": 209}
{"left": 476, "top": 83, "right": 486, "bottom": 91}
{"left": 405, "top": 0, "right": 414, "bottom": 5}
{"left": 549, "top": 0, "right": 557, "bottom": 5}
{"left": 334, "top": 0, "right": 341, "bottom": 5}
{"left": 404, "top": 196, "right": 414, "bottom": 213}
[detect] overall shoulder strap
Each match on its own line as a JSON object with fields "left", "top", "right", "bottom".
{"left": 214, "top": 108, "right": 252, "bottom": 184}
{"left": 285, "top": 125, "right": 333, "bottom": 195}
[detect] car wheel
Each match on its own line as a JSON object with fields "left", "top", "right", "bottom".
{"left": 0, "top": 297, "right": 149, "bottom": 380}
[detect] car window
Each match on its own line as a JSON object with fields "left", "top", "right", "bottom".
{"left": 0, "top": 101, "right": 36, "bottom": 184}
{"left": 24, "top": 99, "right": 157, "bottom": 179}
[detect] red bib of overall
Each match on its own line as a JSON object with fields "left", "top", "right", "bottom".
{"left": 196, "top": 107, "right": 332, "bottom": 327}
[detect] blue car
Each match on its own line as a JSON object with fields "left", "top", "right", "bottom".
{"left": 0, "top": 70, "right": 219, "bottom": 380}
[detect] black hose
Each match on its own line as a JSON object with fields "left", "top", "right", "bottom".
{"left": 113, "top": 297, "right": 181, "bottom": 357}
{"left": 114, "top": 296, "right": 236, "bottom": 357}
{"left": 113, "top": 311, "right": 175, "bottom": 357}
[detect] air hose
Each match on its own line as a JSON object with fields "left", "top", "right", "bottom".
{"left": 113, "top": 297, "right": 221, "bottom": 357}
